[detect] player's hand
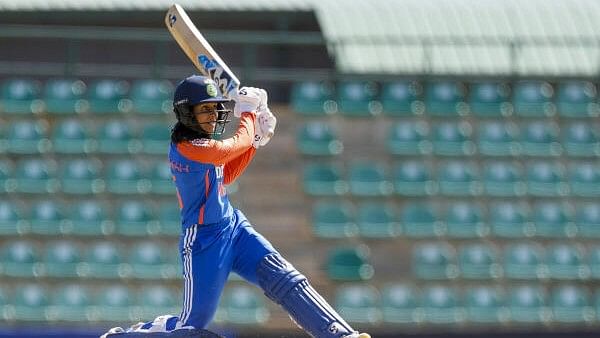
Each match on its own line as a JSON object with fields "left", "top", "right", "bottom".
{"left": 256, "top": 107, "right": 277, "bottom": 147}
{"left": 233, "top": 87, "right": 267, "bottom": 118}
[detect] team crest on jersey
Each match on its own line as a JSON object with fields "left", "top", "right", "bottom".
{"left": 191, "top": 138, "right": 210, "bottom": 147}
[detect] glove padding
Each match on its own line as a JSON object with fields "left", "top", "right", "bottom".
{"left": 256, "top": 107, "right": 277, "bottom": 147}
{"left": 233, "top": 87, "right": 267, "bottom": 118}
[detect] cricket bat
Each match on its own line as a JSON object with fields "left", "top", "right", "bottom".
{"left": 165, "top": 4, "right": 240, "bottom": 99}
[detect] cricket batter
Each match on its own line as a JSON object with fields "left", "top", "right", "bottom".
{"left": 101, "top": 75, "right": 370, "bottom": 338}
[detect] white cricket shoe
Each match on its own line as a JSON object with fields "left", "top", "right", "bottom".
{"left": 343, "top": 333, "right": 371, "bottom": 338}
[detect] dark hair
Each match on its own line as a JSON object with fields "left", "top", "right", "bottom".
{"left": 170, "top": 121, "right": 209, "bottom": 144}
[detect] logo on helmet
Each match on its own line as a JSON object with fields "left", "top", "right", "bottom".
{"left": 206, "top": 83, "right": 218, "bottom": 97}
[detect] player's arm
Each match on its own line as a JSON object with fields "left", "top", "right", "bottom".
{"left": 223, "top": 147, "right": 256, "bottom": 185}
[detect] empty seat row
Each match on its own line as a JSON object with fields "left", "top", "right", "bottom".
{"left": 292, "top": 80, "right": 600, "bottom": 118}
{"left": 0, "top": 78, "right": 173, "bottom": 115}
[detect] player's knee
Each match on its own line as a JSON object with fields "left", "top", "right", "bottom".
{"left": 256, "top": 253, "right": 306, "bottom": 302}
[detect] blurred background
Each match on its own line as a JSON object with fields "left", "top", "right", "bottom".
{"left": 1, "top": 0, "right": 600, "bottom": 337}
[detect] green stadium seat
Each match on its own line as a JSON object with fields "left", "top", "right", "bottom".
{"left": 297, "top": 122, "right": 343, "bottom": 156}
{"left": 504, "top": 243, "right": 545, "bottom": 280}
{"left": 51, "top": 119, "right": 95, "bottom": 154}
{"left": 312, "top": 200, "right": 357, "bottom": 239}
{"left": 335, "top": 285, "right": 381, "bottom": 324}
{"left": 477, "top": 121, "right": 519, "bottom": 156}
{"left": 431, "top": 122, "right": 475, "bottom": 156}
{"left": 412, "top": 242, "right": 457, "bottom": 280}
{"left": 337, "top": 81, "right": 379, "bottom": 117}
{"left": 401, "top": 203, "right": 441, "bottom": 238}
{"left": 381, "top": 283, "right": 419, "bottom": 324}
{"left": 92, "top": 285, "right": 133, "bottom": 322}
{"left": 458, "top": 244, "right": 499, "bottom": 280}
{"left": 13, "top": 284, "right": 49, "bottom": 321}
{"left": 1, "top": 240, "right": 40, "bottom": 277}
{"left": 43, "top": 241, "right": 81, "bottom": 277}
{"left": 0, "top": 200, "right": 26, "bottom": 235}
{"left": 141, "top": 122, "right": 171, "bottom": 155}
{"left": 67, "top": 200, "right": 112, "bottom": 236}
{"left": 489, "top": 202, "right": 532, "bottom": 238}
{"left": 29, "top": 200, "right": 66, "bottom": 235}
{"left": 149, "top": 160, "right": 175, "bottom": 195}
{"left": 424, "top": 81, "right": 466, "bottom": 116}
{"left": 589, "top": 246, "right": 600, "bottom": 279}
{"left": 223, "top": 286, "right": 269, "bottom": 325}
{"left": 520, "top": 121, "right": 562, "bottom": 156}
{"left": 80, "top": 241, "right": 124, "bottom": 279}
{"left": 326, "top": 245, "right": 374, "bottom": 281}
{"left": 392, "top": 161, "right": 436, "bottom": 197}
{"left": 106, "top": 160, "right": 149, "bottom": 194}
{"left": 129, "top": 241, "right": 175, "bottom": 279}
{"left": 482, "top": 161, "right": 525, "bottom": 197}
{"left": 380, "top": 81, "right": 423, "bottom": 116}
{"left": 546, "top": 244, "right": 588, "bottom": 280}
{"left": 562, "top": 122, "right": 600, "bottom": 157}
{"left": 532, "top": 201, "right": 574, "bottom": 238}
{"left": 138, "top": 285, "right": 179, "bottom": 319}
{"left": 551, "top": 286, "right": 593, "bottom": 323}
{"left": 437, "top": 161, "right": 480, "bottom": 196}
{"left": 302, "top": 162, "right": 348, "bottom": 196}
{"left": 513, "top": 81, "right": 555, "bottom": 117}
{"left": 569, "top": 163, "right": 600, "bottom": 197}
{"left": 508, "top": 285, "right": 547, "bottom": 323}
{"left": 576, "top": 203, "right": 600, "bottom": 238}
{"left": 43, "top": 78, "right": 88, "bottom": 114}
{"left": 0, "top": 159, "right": 16, "bottom": 194}
{"left": 59, "top": 158, "right": 104, "bottom": 195}
{"left": 421, "top": 286, "right": 462, "bottom": 324}
{"left": 526, "top": 161, "right": 568, "bottom": 197}
{"left": 158, "top": 203, "right": 181, "bottom": 236}
{"left": 97, "top": 120, "right": 141, "bottom": 154}
{"left": 87, "top": 79, "right": 131, "bottom": 114}
{"left": 556, "top": 81, "right": 598, "bottom": 118}
{"left": 348, "top": 161, "right": 392, "bottom": 196}
{"left": 115, "top": 200, "right": 157, "bottom": 236}
{"left": 356, "top": 202, "right": 398, "bottom": 239}
{"left": 1, "top": 78, "right": 43, "bottom": 114}
{"left": 130, "top": 79, "right": 173, "bottom": 115}
{"left": 386, "top": 120, "right": 431, "bottom": 156}
{"left": 48, "top": 284, "right": 91, "bottom": 322}
{"left": 468, "top": 82, "right": 510, "bottom": 117}
{"left": 465, "top": 287, "right": 505, "bottom": 323}
{"left": 444, "top": 202, "right": 486, "bottom": 238}
{"left": 7, "top": 120, "right": 50, "bottom": 154}
{"left": 290, "top": 81, "right": 336, "bottom": 116}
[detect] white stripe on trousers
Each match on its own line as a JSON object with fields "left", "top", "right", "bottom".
{"left": 179, "top": 225, "right": 197, "bottom": 325}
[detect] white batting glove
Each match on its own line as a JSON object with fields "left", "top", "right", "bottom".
{"left": 256, "top": 107, "right": 277, "bottom": 147}
{"left": 233, "top": 87, "right": 267, "bottom": 118}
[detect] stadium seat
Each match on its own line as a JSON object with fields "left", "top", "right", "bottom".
{"left": 489, "top": 202, "right": 532, "bottom": 238}
{"left": 508, "top": 285, "right": 547, "bottom": 323}
{"left": 562, "top": 122, "right": 600, "bottom": 157}
{"left": 400, "top": 203, "right": 441, "bottom": 238}
{"left": 290, "top": 81, "right": 336, "bottom": 116}
{"left": 51, "top": 119, "right": 95, "bottom": 154}
{"left": 97, "top": 120, "right": 141, "bottom": 154}
{"left": 92, "top": 285, "right": 133, "bottom": 322}
{"left": 532, "top": 201, "right": 574, "bottom": 238}
{"left": 431, "top": 122, "right": 475, "bottom": 156}
{"left": 392, "top": 161, "right": 436, "bottom": 196}
{"left": 137, "top": 285, "right": 179, "bottom": 319}
{"left": 326, "top": 245, "right": 374, "bottom": 281}
{"left": 576, "top": 203, "right": 600, "bottom": 238}
{"left": 43, "top": 78, "right": 88, "bottom": 114}
{"left": 297, "top": 122, "right": 343, "bottom": 156}
{"left": 458, "top": 244, "right": 499, "bottom": 279}
{"left": 128, "top": 241, "right": 175, "bottom": 279}
{"left": 482, "top": 161, "right": 525, "bottom": 197}
{"left": 412, "top": 242, "right": 457, "bottom": 280}
{"left": 158, "top": 202, "right": 181, "bottom": 236}
{"left": 381, "top": 283, "right": 419, "bottom": 324}
{"left": 115, "top": 200, "right": 157, "bottom": 236}
{"left": 7, "top": 120, "right": 50, "bottom": 154}
{"left": 336, "top": 81, "right": 379, "bottom": 117}
{"left": 437, "top": 161, "right": 480, "bottom": 196}
{"left": 569, "top": 162, "right": 600, "bottom": 197}
{"left": 130, "top": 79, "right": 173, "bottom": 115}
{"left": 380, "top": 81, "right": 423, "bottom": 116}
{"left": 465, "top": 287, "right": 505, "bottom": 323}
{"left": 356, "top": 202, "right": 398, "bottom": 239}
{"left": 588, "top": 246, "right": 600, "bottom": 279}
{"left": 59, "top": 158, "right": 104, "bottom": 195}
{"left": 1, "top": 240, "right": 40, "bottom": 277}
{"left": 13, "top": 284, "right": 49, "bottom": 321}
{"left": 556, "top": 81, "right": 598, "bottom": 118}
{"left": 303, "top": 162, "right": 348, "bottom": 196}
{"left": 335, "top": 285, "right": 381, "bottom": 324}
{"left": 476, "top": 121, "right": 519, "bottom": 156}
{"left": 512, "top": 81, "right": 555, "bottom": 117}
{"left": 551, "top": 285, "right": 593, "bottom": 323}
{"left": 0, "top": 200, "right": 25, "bottom": 235}
{"left": 106, "top": 160, "right": 149, "bottom": 194}
{"left": 311, "top": 200, "right": 357, "bottom": 239}
{"left": 1, "top": 78, "right": 43, "bottom": 114}
{"left": 526, "top": 161, "right": 568, "bottom": 197}
{"left": 468, "top": 82, "right": 511, "bottom": 117}
{"left": 43, "top": 241, "right": 81, "bottom": 277}
{"left": 223, "top": 286, "right": 269, "bottom": 325}
{"left": 67, "top": 200, "right": 112, "bottom": 236}
{"left": 386, "top": 120, "right": 431, "bottom": 156}
{"left": 421, "top": 286, "right": 462, "bottom": 324}
{"left": 444, "top": 202, "right": 486, "bottom": 238}
{"left": 149, "top": 160, "right": 175, "bottom": 195}
{"left": 141, "top": 122, "right": 171, "bottom": 155}
{"left": 80, "top": 241, "right": 124, "bottom": 279}
{"left": 546, "top": 244, "right": 588, "bottom": 280}
{"left": 0, "top": 159, "right": 15, "bottom": 194}
{"left": 48, "top": 284, "right": 91, "bottom": 322}
{"left": 504, "top": 243, "right": 545, "bottom": 280}
{"left": 348, "top": 161, "right": 393, "bottom": 196}
{"left": 29, "top": 199, "right": 66, "bottom": 235}
{"left": 520, "top": 121, "right": 562, "bottom": 156}
{"left": 87, "top": 79, "right": 131, "bottom": 114}
{"left": 424, "top": 81, "right": 467, "bottom": 116}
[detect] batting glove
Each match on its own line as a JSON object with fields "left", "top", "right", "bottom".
{"left": 233, "top": 86, "right": 267, "bottom": 118}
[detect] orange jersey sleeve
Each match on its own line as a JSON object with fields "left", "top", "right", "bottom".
{"left": 223, "top": 147, "right": 256, "bottom": 185}
{"left": 176, "top": 112, "right": 256, "bottom": 165}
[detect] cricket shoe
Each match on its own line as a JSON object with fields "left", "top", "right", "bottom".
{"left": 343, "top": 333, "right": 371, "bottom": 338}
